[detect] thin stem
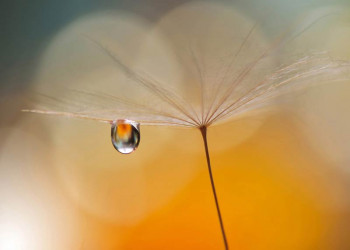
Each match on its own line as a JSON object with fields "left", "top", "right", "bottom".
{"left": 200, "top": 126, "right": 229, "bottom": 250}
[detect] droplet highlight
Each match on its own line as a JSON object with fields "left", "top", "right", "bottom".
{"left": 111, "top": 119, "right": 140, "bottom": 154}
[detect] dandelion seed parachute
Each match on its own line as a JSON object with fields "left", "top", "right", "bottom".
{"left": 23, "top": 1, "right": 350, "bottom": 249}
{"left": 25, "top": 3, "right": 350, "bottom": 128}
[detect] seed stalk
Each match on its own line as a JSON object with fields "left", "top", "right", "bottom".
{"left": 200, "top": 126, "right": 229, "bottom": 250}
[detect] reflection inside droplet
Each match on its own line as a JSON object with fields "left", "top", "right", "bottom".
{"left": 111, "top": 119, "right": 140, "bottom": 154}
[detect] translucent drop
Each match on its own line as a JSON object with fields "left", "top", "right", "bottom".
{"left": 111, "top": 119, "right": 140, "bottom": 154}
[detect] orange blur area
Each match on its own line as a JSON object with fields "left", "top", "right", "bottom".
{"left": 1, "top": 109, "right": 349, "bottom": 249}
{"left": 117, "top": 124, "right": 132, "bottom": 139}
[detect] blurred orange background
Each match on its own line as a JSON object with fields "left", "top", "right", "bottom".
{"left": 1, "top": 107, "right": 350, "bottom": 249}
{"left": 1, "top": 0, "right": 350, "bottom": 249}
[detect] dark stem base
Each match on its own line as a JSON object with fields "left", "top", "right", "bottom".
{"left": 200, "top": 126, "right": 229, "bottom": 250}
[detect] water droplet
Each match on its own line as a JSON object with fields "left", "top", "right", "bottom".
{"left": 111, "top": 119, "right": 140, "bottom": 154}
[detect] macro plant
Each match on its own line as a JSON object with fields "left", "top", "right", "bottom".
{"left": 24, "top": 1, "right": 350, "bottom": 249}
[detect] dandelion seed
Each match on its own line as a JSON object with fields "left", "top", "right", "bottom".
{"left": 23, "top": 2, "right": 350, "bottom": 249}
